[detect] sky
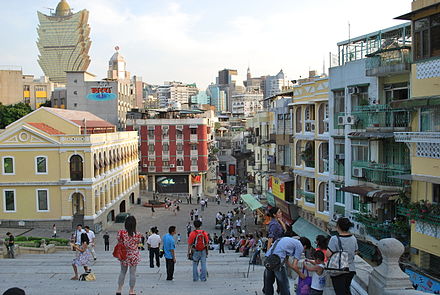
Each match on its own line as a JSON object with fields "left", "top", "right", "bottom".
{"left": 0, "top": 0, "right": 410, "bottom": 89}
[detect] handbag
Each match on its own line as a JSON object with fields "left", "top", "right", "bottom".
{"left": 113, "top": 233, "right": 127, "bottom": 260}
{"left": 296, "top": 265, "right": 312, "bottom": 295}
{"left": 325, "top": 235, "right": 350, "bottom": 275}
{"left": 264, "top": 239, "right": 282, "bottom": 271}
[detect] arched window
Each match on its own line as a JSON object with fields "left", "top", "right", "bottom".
{"left": 70, "top": 155, "right": 83, "bottom": 181}
{"left": 295, "top": 107, "right": 302, "bottom": 133}
{"left": 319, "top": 142, "right": 329, "bottom": 173}
{"left": 318, "top": 182, "right": 329, "bottom": 212}
{"left": 296, "top": 140, "right": 302, "bottom": 166}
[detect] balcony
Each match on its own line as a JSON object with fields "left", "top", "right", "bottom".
{"left": 190, "top": 150, "right": 198, "bottom": 156}
{"left": 354, "top": 213, "right": 410, "bottom": 242}
{"left": 397, "top": 205, "right": 440, "bottom": 227}
{"left": 351, "top": 104, "right": 410, "bottom": 130}
{"left": 395, "top": 132, "right": 440, "bottom": 144}
{"left": 148, "top": 151, "right": 155, "bottom": 156}
{"left": 162, "top": 166, "right": 170, "bottom": 172}
{"left": 176, "top": 134, "right": 183, "bottom": 141}
{"left": 190, "top": 165, "right": 198, "bottom": 172}
{"left": 190, "top": 134, "right": 198, "bottom": 142}
{"left": 176, "top": 150, "right": 184, "bottom": 156}
{"left": 352, "top": 161, "right": 411, "bottom": 186}
{"left": 148, "top": 166, "right": 156, "bottom": 172}
{"left": 176, "top": 166, "right": 184, "bottom": 172}
{"left": 296, "top": 189, "right": 316, "bottom": 204}
{"left": 365, "top": 47, "right": 411, "bottom": 77}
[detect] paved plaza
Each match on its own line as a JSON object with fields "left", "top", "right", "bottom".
{"left": 0, "top": 196, "right": 265, "bottom": 294}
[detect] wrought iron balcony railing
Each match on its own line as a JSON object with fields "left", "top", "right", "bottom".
{"left": 352, "top": 161, "right": 410, "bottom": 186}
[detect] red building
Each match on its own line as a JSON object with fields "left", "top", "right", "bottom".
{"left": 127, "top": 113, "right": 215, "bottom": 196}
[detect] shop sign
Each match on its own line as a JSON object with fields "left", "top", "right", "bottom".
{"left": 87, "top": 86, "right": 117, "bottom": 101}
{"left": 268, "top": 176, "right": 285, "bottom": 200}
{"left": 405, "top": 269, "right": 440, "bottom": 294}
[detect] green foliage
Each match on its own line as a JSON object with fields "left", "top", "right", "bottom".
{"left": 0, "top": 102, "right": 32, "bottom": 129}
{"left": 8, "top": 236, "right": 69, "bottom": 246}
{"left": 40, "top": 100, "right": 52, "bottom": 107}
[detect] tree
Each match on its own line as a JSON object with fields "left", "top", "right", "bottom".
{"left": 0, "top": 102, "right": 32, "bottom": 129}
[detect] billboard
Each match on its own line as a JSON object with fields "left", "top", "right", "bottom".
{"left": 268, "top": 176, "right": 285, "bottom": 200}
{"left": 86, "top": 86, "right": 117, "bottom": 101}
{"left": 156, "top": 175, "right": 189, "bottom": 193}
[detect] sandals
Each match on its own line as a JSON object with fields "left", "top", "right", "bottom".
{"left": 71, "top": 276, "right": 78, "bottom": 280}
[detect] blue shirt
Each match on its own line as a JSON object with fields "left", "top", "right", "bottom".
{"left": 265, "top": 237, "right": 304, "bottom": 261}
{"left": 163, "top": 233, "right": 175, "bottom": 259}
{"left": 267, "top": 219, "right": 284, "bottom": 240}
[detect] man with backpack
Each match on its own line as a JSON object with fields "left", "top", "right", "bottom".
{"left": 187, "top": 220, "right": 209, "bottom": 281}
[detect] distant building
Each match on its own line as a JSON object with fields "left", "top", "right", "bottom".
{"left": 0, "top": 67, "right": 54, "bottom": 108}
{"left": 36, "top": 0, "right": 91, "bottom": 83}
{"left": 231, "top": 92, "right": 263, "bottom": 117}
{"left": 0, "top": 107, "right": 139, "bottom": 231}
{"left": 64, "top": 49, "right": 135, "bottom": 129}
{"left": 126, "top": 109, "right": 218, "bottom": 196}
{"left": 264, "top": 70, "right": 286, "bottom": 99}
{"left": 216, "top": 69, "right": 238, "bottom": 111}
{"left": 191, "top": 91, "right": 211, "bottom": 107}
{"left": 158, "top": 82, "right": 199, "bottom": 110}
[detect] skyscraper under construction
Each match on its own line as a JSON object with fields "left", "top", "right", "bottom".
{"left": 36, "top": 0, "right": 91, "bottom": 84}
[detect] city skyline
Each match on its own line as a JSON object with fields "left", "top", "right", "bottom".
{"left": 1, "top": 0, "right": 409, "bottom": 88}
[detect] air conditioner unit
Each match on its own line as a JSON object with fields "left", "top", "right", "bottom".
{"left": 346, "top": 115, "right": 356, "bottom": 125}
{"left": 348, "top": 87, "right": 355, "bottom": 94}
{"left": 335, "top": 153, "right": 345, "bottom": 160}
{"left": 170, "top": 164, "right": 175, "bottom": 168}
{"left": 352, "top": 167, "right": 364, "bottom": 178}
{"left": 338, "top": 116, "right": 346, "bottom": 126}
{"left": 354, "top": 87, "right": 360, "bottom": 94}
{"left": 142, "top": 164, "right": 148, "bottom": 168}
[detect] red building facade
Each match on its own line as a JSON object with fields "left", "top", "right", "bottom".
{"left": 126, "top": 118, "right": 211, "bottom": 195}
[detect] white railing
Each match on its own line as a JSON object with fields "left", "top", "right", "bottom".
{"left": 148, "top": 166, "right": 156, "bottom": 172}
{"left": 190, "top": 165, "right": 198, "bottom": 172}
{"left": 394, "top": 132, "right": 440, "bottom": 143}
{"left": 176, "top": 166, "right": 184, "bottom": 172}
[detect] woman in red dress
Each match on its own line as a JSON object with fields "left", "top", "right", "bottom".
{"left": 116, "top": 216, "right": 141, "bottom": 295}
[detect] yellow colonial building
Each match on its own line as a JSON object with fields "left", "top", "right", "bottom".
{"left": 393, "top": 0, "right": 440, "bottom": 276}
{"left": 0, "top": 107, "right": 139, "bottom": 231}
{"left": 290, "top": 73, "right": 330, "bottom": 233}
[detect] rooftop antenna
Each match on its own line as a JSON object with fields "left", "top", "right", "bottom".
{"left": 348, "top": 21, "right": 351, "bottom": 42}
{"left": 44, "top": 7, "right": 54, "bottom": 15}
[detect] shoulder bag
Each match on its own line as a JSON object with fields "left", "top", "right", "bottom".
{"left": 264, "top": 239, "right": 282, "bottom": 271}
{"left": 325, "top": 235, "right": 349, "bottom": 275}
{"left": 113, "top": 231, "right": 127, "bottom": 260}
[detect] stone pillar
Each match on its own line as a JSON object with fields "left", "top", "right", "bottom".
{"left": 368, "top": 238, "right": 413, "bottom": 295}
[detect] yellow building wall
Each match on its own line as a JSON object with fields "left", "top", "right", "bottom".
{"left": 410, "top": 223, "right": 440, "bottom": 257}
{"left": 19, "top": 110, "right": 80, "bottom": 135}
{"left": 411, "top": 157, "right": 440, "bottom": 176}
{"left": 23, "top": 91, "right": 30, "bottom": 98}
{"left": 35, "top": 91, "right": 47, "bottom": 98}
{"left": 410, "top": 65, "right": 440, "bottom": 98}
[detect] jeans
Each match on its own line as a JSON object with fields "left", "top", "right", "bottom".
{"left": 310, "top": 289, "right": 324, "bottom": 295}
{"left": 263, "top": 265, "right": 290, "bottom": 295}
{"left": 104, "top": 243, "right": 109, "bottom": 251}
{"left": 192, "top": 250, "right": 207, "bottom": 281}
{"left": 165, "top": 258, "right": 175, "bottom": 280}
{"left": 7, "top": 245, "right": 15, "bottom": 258}
{"left": 118, "top": 264, "right": 136, "bottom": 289}
{"left": 331, "top": 271, "right": 356, "bottom": 295}
{"left": 219, "top": 243, "right": 225, "bottom": 253}
{"left": 149, "top": 247, "right": 160, "bottom": 267}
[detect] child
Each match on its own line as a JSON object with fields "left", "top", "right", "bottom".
{"left": 304, "top": 250, "right": 326, "bottom": 295}
{"left": 177, "top": 233, "right": 181, "bottom": 244}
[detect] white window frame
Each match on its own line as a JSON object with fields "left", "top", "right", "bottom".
{"left": 36, "top": 189, "right": 50, "bottom": 212}
{"left": 2, "top": 156, "right": 15, "bottom": 175}
{"left": 3, "top": 189, "right": 16, "bottom": 213}
{"left": 35, "top": 156, "right": 48, "bottom": 175}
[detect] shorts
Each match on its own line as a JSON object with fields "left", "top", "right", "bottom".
{"left": 310, "top": 288, "right": 323, "bottom": 295}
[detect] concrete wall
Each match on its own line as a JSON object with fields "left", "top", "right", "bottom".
{"left": 0, "top": 70, "right": 23, "bottom": 105}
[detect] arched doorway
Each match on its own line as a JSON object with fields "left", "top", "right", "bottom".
{"left": 119, "top": 200, "right": 126, "bottom": 213}
{"left": 70, "top": 155, "right": 83, "bottom": 181}
{"left": 72, "top": 193, "right": 84, "bottom": 215}
{"left": 107, "top": 210, "right": 115, "bottom": 222}
{"left": 130, "top": 193, "right": 135, "bottom": 204}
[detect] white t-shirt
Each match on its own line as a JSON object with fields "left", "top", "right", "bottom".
{"left": 147, "top": 233, "right": 161, "bottom": 248}
{"left": 311, "top": 263, "right": 326, "bottom": 291}
{"left": 74, "top": 229, "right": 86, "bottom": 245}
{"left": 235, "top": 219, "right": 241, "bottom": 227}
{"left": 86, "top": 230, "right": 95, "bottom": 243}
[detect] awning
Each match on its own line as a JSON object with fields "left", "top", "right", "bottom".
{"left": 340, "top": 185, "right": 400, "bottom": 199}
{"left": 390, "top": 96, "right": 440, "bottom": 109}
{"left": 348, "top": 132, "right": 395, "bottom": 139}
{"left": 240, "top": 194, "right": 263, "bottom": 211}
{"left": 390, "top": 174, "right": 440, "bottom": 185}
{"left": 270, "top": 173, "right": 294, "bottom": 183}
{"left": 292, "top": 217, "right": 329, "bottom": 243}
{"left": 395, "top": 3, "right": 440, "bottom": 20}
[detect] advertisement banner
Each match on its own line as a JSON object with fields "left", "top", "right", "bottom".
{"left": 269, "top": 176, "right": 285, "bottom": 201}
{"left": 86, "top": 86, "right": 117, "bottom": 101}
{"left": 405, "top": 269, "right": 440, "bottom": 294}
{"left": 191, "top": 174, "right": 202, "bottom": 185}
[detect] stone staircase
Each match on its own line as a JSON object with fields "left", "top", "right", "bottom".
{"left": 0, "top": 242, "right": 265, "bottom": 295}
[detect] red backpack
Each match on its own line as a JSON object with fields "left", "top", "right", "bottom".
{"left": 192, "top": 230, "right": 207, "bottom": 251}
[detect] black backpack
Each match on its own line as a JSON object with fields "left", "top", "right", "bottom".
{"left": 264, "top": 239, "right": 282, "bottom": 271}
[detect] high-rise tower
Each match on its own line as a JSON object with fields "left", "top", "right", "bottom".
{"left": 36, "top": 0, "right": 91, "bottom": 84}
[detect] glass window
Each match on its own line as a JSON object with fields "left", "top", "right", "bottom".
{"left": 36, "top": 157, "right": 47, "bottom": 174}
{"left": 191, "top": 144, "right": 198, "bottom": 151}
{"left": 163, "top": 143, "right": 169, "bottom": 151}
{"left": 353, "top": 195, "right": 360, "bottom": 211}
{"left": 4, "top": 190, "right": 15, "bottom": 212}
{"left": 70, "top": 155, "right": 83, "bottom": 181}
{"left": 3, "top": 157, "right": 14, "bottom": 174}
{"left": 148, "top": 144, "right": 154, "bottom": 152}
{"left": 191, "top": 159, "right": 198, "bottom": 166}
{"left": 37, "top": 190, "right": 49, "bottom": 211}
{"left": 336, "top": 190, "right": 345, "bottom": 204}
{"left": 352, "top": 140, "right": 368, "bottom": 162}
{"left": 413, "top": 14, "right": 440, "bottom": 60}
{"left": 163, "top": 161, "right": 169, "bottom": 167}
{"left": 190, "top": 128, "right": 197, "bottom": 134}
{"left": 421, "top": 108, "right": 440, "bottom": 132}
{"left": 433, "top": 184, "right": 440, "bottom": 204}
{"left": 176, "top": 143, "right": 183, "bottom": 151}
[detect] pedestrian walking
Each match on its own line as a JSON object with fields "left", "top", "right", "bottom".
{"left": 103, "top": 231, "right": 110, "bottom": 251}
{"left": 84, "top": 226, "right": 97, "bottom": 260}
{"left": 188, "top": 220, "right": 209, "bottom": 281}
{"left": 189, "top": 193, "right": 192, "bottom": 204}
{"left": 116, "top": 216, "right": 142, "bottom": 295}
{"left": 235, "top": 217, "right": 242, "bottom": 234}
{"left": 177, "top": 233, "right": 181, "bottom": 244}
{"left": 52, "top": 224, "right": 57, "bottom": 238}
{"left": 163, "top": 226, "right": 177, "bottom": 281}
{"left": 70, "top": 233, "right": 92, "bottom": 280}
{"left": 151, "top": 206, "right": 155, "bottom": 217}
{"left": 200, "top": 199, "right": 205, "bottom": 211}
{"left": 218, "top": 232, "right": 225, "bottom": 254}
{"left": 72, "top": 224, "right": 86, "bottom": 246}
{"left": 186, "top": 222, "right": 192, "bottom": 237}
{"left": 197, "top": 193, "right": 201, "bottom": 204}
{"left": 194, "top": 209, "right": 199, "bottom": 221}
{"left": 327, "top": 217, "right": 358, "bottom": 295}
{"left": 190, "top": 209, "right": 194, "bottom": 221}
{"left": 262, "top": 236, "right": 309, "bottom": 295}
{"left": 205, "top": 198, "right": 208, "bottom": 208}
{"left": 147, "top": 227, "right": 161, "bottom": 268}
{"left": 5, "top": 232, "right": 15, "bottom": 259}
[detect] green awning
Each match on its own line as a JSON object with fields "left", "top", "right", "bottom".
{"left": 240, "top": 194, "right": 263, "bottom": 211}
{"left": 390, "top": 96, "right": 440, "bottom": 109}
{"left": 292, "top": 217, "right": 329, "bottom": 242}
